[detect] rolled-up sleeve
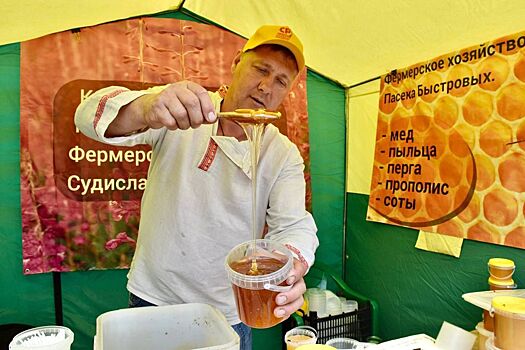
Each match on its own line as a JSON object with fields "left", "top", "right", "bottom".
{"left": 74, "top": 85, "right": 166, "bottom": 146}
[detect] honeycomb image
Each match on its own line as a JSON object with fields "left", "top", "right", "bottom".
{"left": 368, "top": 31, "right": 525, "bottom": 249}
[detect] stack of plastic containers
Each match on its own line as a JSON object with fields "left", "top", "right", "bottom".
{"left": 484, "top": 258, "right": 517, "bottom": 333}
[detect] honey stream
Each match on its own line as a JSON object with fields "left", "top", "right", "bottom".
{"left": 219, "top": 110, "right": 280, "bottom": 275}
{"left": 239, "top": 122, "right": 265, "bottom": 274}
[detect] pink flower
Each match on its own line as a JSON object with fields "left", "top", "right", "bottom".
{"left": 80, "top": 222, "right": 90, "bottom": 232}
{"left": 109, "top": 201, "right": 141, "bottom": 223}
{"left": 105, "top": 232, "right": 137, "bottom": 250}
{"left": 73, "top": 236, "right": 87, "bottom": 245}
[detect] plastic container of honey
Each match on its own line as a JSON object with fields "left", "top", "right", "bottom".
{"left": 483, "top": 309, "right": 494, "bottom": 331}
{"left": 225, "top": 239, "right": 293, "bottom": 329}
{"left": 488, "top": 258, "right": 515, "bottom": 280}
{"left": 491, "top": 296, "right": 525, "bottom": 350}
{"left": 488, "top": 277, "right": 517, "bottom": 291}
{"left": 285, "top": 326, "right": 318, "bottom": 350}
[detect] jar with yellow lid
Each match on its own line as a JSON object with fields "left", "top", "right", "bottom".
{"left": 491, "top": 296, "right": 525, "bottom": 350}
{"left": 488, "top": 258, "right": 515, "bottom": 281}
{"left": 488, "top": 277, "right": 517, "bottom": 291}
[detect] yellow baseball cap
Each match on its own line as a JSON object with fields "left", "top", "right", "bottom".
{"left": 242, "top": 25, "right": 305, "bottom": 71}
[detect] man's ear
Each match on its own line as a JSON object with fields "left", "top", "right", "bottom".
{"left": 231, "top": 49, "right": 242, "bottom": 73}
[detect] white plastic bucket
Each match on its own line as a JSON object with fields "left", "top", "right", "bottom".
{"left": 9, "top": 326, "right": 74, "bottom": 350}
{"left": 94, "top": 303, "right": 239, "bottom": 350}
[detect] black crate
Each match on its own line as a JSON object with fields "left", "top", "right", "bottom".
{"left": 282, "top": 301, "right": 372, "bottom": 348}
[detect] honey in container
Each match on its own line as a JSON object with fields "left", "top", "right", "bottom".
{"left": 284, "top": 326, "right": 318, "bottom": 350}
{"left": 488, "top": 258, "right": 515, "bottom": 281}
{"left": 225, "top": 239, "right": 293, "bottom": 329}
{"left": 492, "top": 296, "right": 525, "bottom": 350}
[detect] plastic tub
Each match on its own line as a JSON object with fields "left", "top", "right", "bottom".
{"left": 488, "top": 258, "right": 515, "bottom": 280}
{"left": 488, "top": 277, "right": 517, "bottom": 291}
{"left": 9, "top": 326, "right": 74, "bottom": 350}
{"left": 296, "top": 345, "right": 335, "bottom": 350}
{"left": 94, "top": 303, "right": 239, "bottom": 350}
{"left": 491, "top": 296, "right": 525, "bottom": 350}
{"left": 225, "top": 239, "right": 293, "bottom": 329}
{"left": 476, "top": 321, "right": 493, "bottom": 350}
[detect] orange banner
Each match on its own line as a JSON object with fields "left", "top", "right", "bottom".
{"left": 367, "top": 30, "right": 525, "bottom": 249}
{"left": 20, "top": 18, "right": 310, "bottom": 274}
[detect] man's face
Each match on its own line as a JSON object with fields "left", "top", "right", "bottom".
{"left": 227, "top": 45, "right": 298, "bottom": 111}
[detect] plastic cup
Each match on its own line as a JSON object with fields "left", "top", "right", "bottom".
{"left": 9, "top": 326, "right": 74, "bottom": 350}
{"left": 307, "top": 289, "right": 327, "bottom": 316}
{"left": 341, "top": 300, "right": 358, "bottom": 313}
{"left": 435, "top": 321, "right": 476, "bottom": 350}
{"left": 325, "top": 292, "right": 342, "bottom": 316}
{"left": 325, "top": 337, "right": 361, "bottom": 349}
{"left": 225, "top": 239, "right": 293, "bottom": 329}
{"left": 285, "top": 326, "right": 318, "bottom": 350}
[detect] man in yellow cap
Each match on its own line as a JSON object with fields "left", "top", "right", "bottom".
{"left": 76, "top": 25, "right": 318, "bottom": 349}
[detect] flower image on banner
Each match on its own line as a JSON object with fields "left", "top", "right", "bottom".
{"left": 367, "top": 30, "right": 525, "bottom": 249}
{"left": 20, "top": 18, "right": 310, "bottom": 274}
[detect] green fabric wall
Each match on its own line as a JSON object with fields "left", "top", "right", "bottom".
{"left": 0, "top": 43, "right": 56, "bottom": 329}
{"left": 0, "top": 11, "right": 346, "bottom": 349}
{"left": 345, "top": 192, "right": 525, "bottom": 341}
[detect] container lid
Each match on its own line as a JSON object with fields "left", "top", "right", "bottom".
{"left": 488, "top": 277, "right": 515, "bottom": 286}
{"left": 9, "top": 326, "right": 74, "bottom": 349}
{"left": 492, "top": 296, "right": 525, "bottom": 317}
{"left": 462, "top": 289, "right": 525, "bottom": 311}
{"left": 488, "top": 258, "right": 515, "bottom": 268}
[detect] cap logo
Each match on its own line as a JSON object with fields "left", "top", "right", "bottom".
{"left": 276, "top": 26, "right": 292, "bottom": 40}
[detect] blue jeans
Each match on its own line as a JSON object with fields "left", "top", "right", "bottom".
{"left": 128, "top": 293, "right": 252, "bottom": 349}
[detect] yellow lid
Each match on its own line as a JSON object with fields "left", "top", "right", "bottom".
{"left": 488, "top": 258, "right": 515, "bottom": 268}
{"left": 492, "top": 296, "right": 525, "bottom": 315}
{"left": 488, "top": 277, "right": 516, "bottom": 286}
{"left": 297, "top": 297, "right": 309, "bottom": 316}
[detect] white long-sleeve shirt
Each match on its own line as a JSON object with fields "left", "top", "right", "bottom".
{"left": 75, "top": 85, "right": 318, "bottom": 324}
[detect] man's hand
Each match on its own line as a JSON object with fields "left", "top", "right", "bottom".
{"left": 273, "top": 258, "right": 308, "bottom": 320}
{"left": 142, "top": 81, "right": 216, "bottom": 130}
{"left": 106, "top": 81, "right": 216, "bottom": 137}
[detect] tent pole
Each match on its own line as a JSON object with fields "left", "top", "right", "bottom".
{"left": 52, "top": 272, "right": 63, "bottom": 326}
{"left": 348, "top": 76, "right": 380, "bottom": 89}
